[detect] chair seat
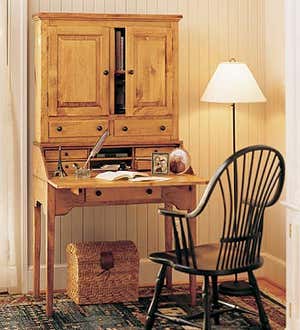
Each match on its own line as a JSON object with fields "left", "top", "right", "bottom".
{"left": 149, "top": 243, "right": 263, "bottom": 276}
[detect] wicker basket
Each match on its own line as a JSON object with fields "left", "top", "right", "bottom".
{"left": 66, "top": 241, "right": 139, "bottom": 304}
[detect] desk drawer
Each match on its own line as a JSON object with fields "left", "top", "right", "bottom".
{"left": 135, "top": 160, "right": 151, "bottom": 171}
{"left": 86, "top": 187, "right": 162, "bottom": 204}
{"left": 135, "top": 146, "right": 174, "bottom": 158}
{"left": 49, "top": 119, "right": 108, "bottom": 138}
{"left": 114, "top": 119, "right": 172, "bottom": 137}
{"left": 45, "top": 149, "right": 88, "bottom": 161}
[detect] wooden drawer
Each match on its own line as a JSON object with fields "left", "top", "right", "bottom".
{"left": 49, "top": 119, "right": 108, "bottom": 138}
{"left": 47, "top": 161, "right": 85, "bottom": 175}
{"left": 135, "top": 160, "right": 151, "bottom": 171}
{"left": 86, "top": 187, "right": 162, "bottom": 204}
{"left": 114, "top": 119, "right": 172, "bottom": 137}
{"left": 45, "top": 149, "right": 88, "bottom": 161}
{"left": 135, "top": 146, "right": 174, "bottom": 158}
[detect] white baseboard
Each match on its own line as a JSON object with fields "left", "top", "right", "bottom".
{"left": 27, "top": 258, "right": 191, "bottom": 291}
{"left": 27, "top": 253, "right": 286, "bottom": 292}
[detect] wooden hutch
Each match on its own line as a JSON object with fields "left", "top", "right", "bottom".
{"left": 33, "top": 13, "right": 182, "bottom": 176}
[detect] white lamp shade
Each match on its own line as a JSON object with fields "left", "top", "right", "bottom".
{"left": 201, "top": 61, "right": 266, "bottom": 103}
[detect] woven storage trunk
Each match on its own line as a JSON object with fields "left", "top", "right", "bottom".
{"left": 66, "top": 241, "right": 139, "bottom": 304}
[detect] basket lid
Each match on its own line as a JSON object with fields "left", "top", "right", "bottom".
{"left": 66, "top": 240, "right": 138, "bottom": 263}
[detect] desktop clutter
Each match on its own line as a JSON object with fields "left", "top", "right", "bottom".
{"left": 53, "top": 129, "right": 192, "bottom": 180}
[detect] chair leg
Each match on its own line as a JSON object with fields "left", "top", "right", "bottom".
{"left": 145, "top": 264, "right": 168, "bottom": 330}
{"left": 211, "top": 275, "right": 220, "bottom": 325}
{"left": 248, "top": 271, "right": 271, "bottom": 330}
{"left": 202, "top": 275, "right": 212, "bottom": 330}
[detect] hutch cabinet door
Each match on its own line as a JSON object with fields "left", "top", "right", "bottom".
{"left": 48, "top": 26, "right": 110, "bottom": 117}
{"left": 126, "top": 27, "right": 173, "bottom": 117}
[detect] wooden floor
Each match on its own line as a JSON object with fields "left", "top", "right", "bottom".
{"left": 258, "top": 277, "right": 285, "bottom": 303}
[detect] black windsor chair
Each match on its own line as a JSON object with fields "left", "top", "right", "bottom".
{"left": 145, "top": 145, "right": 285, "bottom": 330}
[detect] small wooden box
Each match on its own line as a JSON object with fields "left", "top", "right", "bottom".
{"left": 66, "top": 241, "right": 139, "bottom": 304}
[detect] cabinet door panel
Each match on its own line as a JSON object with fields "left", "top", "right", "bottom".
{"left": 48, "top": 26, "right": 109, "bottom": 117}
{"left": 126, "top": 27, "right": 173, "bottom": 116}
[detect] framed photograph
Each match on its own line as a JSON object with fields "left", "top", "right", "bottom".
{"left": 152, "top": 152, "right": 169, "bottom": 175}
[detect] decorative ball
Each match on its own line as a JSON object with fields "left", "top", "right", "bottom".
{"left": 169, "top": 148, "right": 191, "bottom": 174}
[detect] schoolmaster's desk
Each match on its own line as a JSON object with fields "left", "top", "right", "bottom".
{"left": 33, "top": 172, "right": 207, "bottom": 316}
{"left": 32, "top": 12, "right": 206, "bottom": 316}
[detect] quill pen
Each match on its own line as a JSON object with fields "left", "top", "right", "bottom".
{"left": 83, "top": 129, "right": 109, "bottom": 169}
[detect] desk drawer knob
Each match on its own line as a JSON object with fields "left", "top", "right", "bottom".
{"left": 103, "top": 70, "right": 109, "bottom": 75}
{"left": 122, "top": 126, "right": 128, "bottom": 132}
{"left": 160, "top": 125, "right": 166, "bottom": 131}
{"left": 146, "top": 188, "right": 153, "bottom": 195}
{"left": 96, "top": 190, "right": 102, "bottom": 197}
{"left": 64, "top": 152, "right": 69, "bottom": 156}
{"left": 56, "top": 126, "right": 63, "bottom": 132}
{"left": 97, "top": 125, "right": 103, "bottom": 131}
{"left": 65, "top": 164, "right": 69, "bottom": 169}
{"left": 128, "top": 69, "right": 134, "bottom": 75}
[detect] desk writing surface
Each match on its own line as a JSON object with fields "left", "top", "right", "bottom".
{"left": 48, "top": 174, "right": 208, "bottom": 189}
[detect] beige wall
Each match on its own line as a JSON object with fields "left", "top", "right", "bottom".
{"left": 263, "top": 0, "right": 286, "bottom": 287}
{"left": 28, "top": 0, "right": 285, "bottom": 288}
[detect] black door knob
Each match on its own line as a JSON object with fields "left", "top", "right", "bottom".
{"left": 97, "top": 125, "right": 103, "bottom": 131}
{"left": 160, "top": 125, "right": 166, "bottom": 131}
{"left": 146, "top": 188, "right": 153, "bottom": 195}
{"left": 103, "top": 70, "right": 109, "bottom": 75}
{"left": 122, "top": 126, "right": 128, "bottom": 132}
{"left": 128, "top": 69, "right": 134, "bottom": 75}
{"left": 56, "top": 126, "right": 63, "bottom": 132}
{"left": 96, "top": 190, "right": 102, "bottom": 196}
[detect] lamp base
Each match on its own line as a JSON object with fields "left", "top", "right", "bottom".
{"left": 218, "top": 280, "right": 253, "bottom": 296}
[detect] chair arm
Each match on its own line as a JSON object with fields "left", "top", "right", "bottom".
{"left": 158, "top": 208, "right": 187, "bottom": 218}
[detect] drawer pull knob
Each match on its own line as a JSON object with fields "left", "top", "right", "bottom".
{"left": 128, "top": 69, "right": 134, "bottom": 75}
{"left": 97, "top": 125, "right": 103, "bottom": 131}
{"left": 160, "top": 125, "right": 166, "bottom": 131}
{"left": 65, "top": 165, "right": 69, "bottom": 169}
{"left": 122, "top": 126, "right": 128, "bottom": 132}
{"left": 146, "top": 188, "right": 153, "bottom": 195}
{"left": 64, "top": 152, "right": 69, "bottom": 156}
{"left": 96, "top": 190, "right": 102, "bottom": 197}
{"left": 56, "top": 126, "right": 63, "bottom": 132}
{"left": 103, "top": 70, "right": 109, "bottom": 75}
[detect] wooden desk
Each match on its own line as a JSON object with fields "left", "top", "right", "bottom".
{"left": 33, "top": 174, "right": 207, "bottom": 316}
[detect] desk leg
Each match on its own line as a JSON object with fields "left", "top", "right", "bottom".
{"left": 188, "top": 186, "right": 197, "bottom": 306}
{"left": 33, "top": 202, "right": 41, "bottom": 297}
{"left": 46, "top": 184, "right": 56, "bottom": 317}
{"left": 164, "top": 202, "right": 173, "bottom": 289}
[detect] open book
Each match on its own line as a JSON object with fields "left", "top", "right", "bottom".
{"left": 95, "top": 171, "right": 170, "bottom": 182}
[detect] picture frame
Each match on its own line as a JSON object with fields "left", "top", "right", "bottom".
{"left": 151, "top": 152, "right": 169, "bottom": 175}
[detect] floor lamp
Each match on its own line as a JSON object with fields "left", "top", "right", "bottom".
{"left": 201, "top": 59, "right": 266, "bottom": 295}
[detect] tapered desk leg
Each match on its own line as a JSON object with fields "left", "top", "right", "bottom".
{"left": 189, "top": 186, "right": 197, "bottom": 306}
{"left": 189, "top": 217, "right": 197, "bottom": 305}
{"left": 46, "top": 184, "right": 56, "bottom": 317}
{"left": 33, "top": 202, "right": 41, "bottom": 297}
{"left": 164, "top": 202, "right": 173, "bottom": 289}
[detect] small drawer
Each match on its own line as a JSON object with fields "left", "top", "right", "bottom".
{"left": 86, "top": 187, "right": 162, "bottom": 204}
{"left": 45, "top": 149, "right": 88, "bottom": 161}
{"left": 114, "top": 119, "right": 172, "bottom": 137}
{"left": 49, "top": 119, "right": 108, "bottom": 138}
{"left": 135, "top": 160, "right": 151, "bottom": 171}
{"left": 47, "top": 161, "right": 85, "bottom": 175}
{"left": 135, "top": 147, "right": 174, "bottom": 158}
